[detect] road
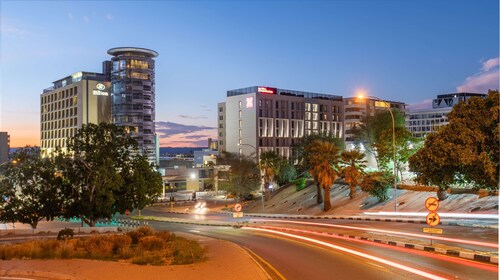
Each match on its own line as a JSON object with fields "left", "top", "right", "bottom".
{"left": 147, "top": 221, "right": 498, "bottom": 280}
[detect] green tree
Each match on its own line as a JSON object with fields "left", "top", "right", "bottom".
{"left": 340, "top": 150, "right": 366, "bottom": 199}
{"left": 360, "top": 171, "right": 394, "bottom": 202}
{"left": 276, "top": 161, "right": 297, "bottom": 186}
{"left": 410, "top": 90, "right": 499, "bottom": 195}
{"left": 216, "top": 152, "right": 261, "bottom": 199}
{"left": 293, "top": 132, "right": 344, "bottom": 204}
{"left": 60, "top": 123, "right": 162, "bottom": 226}
{"left": 304, "top": 140, "right": 341, "bottom": 211}
{"left": 259, "top": 151, "right": 281, "bottom": 197}
{"left": 0, "top": 147, "right": 63, "bottom": 229}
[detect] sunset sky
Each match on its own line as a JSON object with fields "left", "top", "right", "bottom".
{"left": 1, "top": 0, "right": 498, "bottom": 147}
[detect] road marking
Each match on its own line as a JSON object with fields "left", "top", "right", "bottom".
{"left": 240, "top": 246, "right": 285, "bottom": 280}
{"left": 365, "top": 261, "right": 389, "bottom": 272}
{"left": 246, "top": 227, "right": 449, "bottom": 280}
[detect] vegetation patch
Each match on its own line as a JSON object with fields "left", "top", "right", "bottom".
{"left": 0, "top": 226, "right": 205, "bottom": 266}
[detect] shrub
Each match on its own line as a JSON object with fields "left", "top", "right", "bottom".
{"left": 112, "top": 234, "right": 132, "bottom": 255}
{"left": 138, "top": 236, "right": 164, "bottom": 251}
{"left": 360, "top": 171, "right": 394, "bottom": 202}
{"left": 154, "top": 231, "right": 172, "bottom": 242}
{"left": 127, "top": 226, "right": 155, "bottom": 244}
{"left": 171, "top": 236, "right": 205, "bottom": 265}
{"left": 294, "top": 177, "right": 307, "bottom": 191}
{"left": 84, "top": 235, "right": 114, "bottom": 258}
{"left": 57, "top": 228, "right": 74, "bottom": 240}
{"left": 131, "top": 251, "right": 166, "bottom": 266}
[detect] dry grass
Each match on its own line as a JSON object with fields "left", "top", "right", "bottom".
{"left": 0, "top": 227, "right": 205, "bottom": 266}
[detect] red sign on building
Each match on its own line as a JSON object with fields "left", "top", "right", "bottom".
{"left": 257, "top": 86, "right": 277, "bottom": 94}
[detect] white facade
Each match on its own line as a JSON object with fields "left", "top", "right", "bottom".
{"left": 218, "top": 86, "right": 344, "bottom": 159}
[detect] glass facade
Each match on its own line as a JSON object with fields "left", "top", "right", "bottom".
{"left": 107, "top": 48, "right": 159, "bottom": 163}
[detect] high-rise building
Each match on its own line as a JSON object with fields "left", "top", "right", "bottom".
{"left": 0, "top": 132, "right": 10, "bottom": 164}
{"left": 218, "top": 86, "right": 344, "bottom": 159}
{"left": 40, "top": 72, "right": 111, "bottom": 157}
{"left": 344, "top": 97, "right": 406, "bottom": 143}
{"left": 106, "top": 47, "right": 159, "bottom": 164}
{"left": 406, "top": 92, "right": 486, "bottom": 138}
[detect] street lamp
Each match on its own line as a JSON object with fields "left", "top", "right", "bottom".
{"left": 237, "top": 143, "right": 265, "bottom": 212}
{"left": 357, "top": 94, "right": 398, "bottom": 212}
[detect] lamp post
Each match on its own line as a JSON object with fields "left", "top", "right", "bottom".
{"left": 237, "top": 143, "right": 264, "bottom": 212}
{"left": 358, "top": 94, "right": 398, "bottom": 212}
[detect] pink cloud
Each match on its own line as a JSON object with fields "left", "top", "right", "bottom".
{"left": 407, "top": 99, "right": 433, "bottom": 110}
{"left": 457, "top": 57, "right": 499, "bottom": 93}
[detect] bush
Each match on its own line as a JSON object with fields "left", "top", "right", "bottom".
{"left": 131, "top": 251, "right": 167, "bottom": 266}
{"left": 127, "top": 226, "right": 155, "bottom": 244}
{"left": 171, "top": 236, "right": 205, "bottom": 265}
{"left": 139, "top": 236, "right": 164, "bottom": 251}
{"left": 154, "top": 231, "right": 172, "bottom": 242}
{"left": 112, "top": 234, "right": 132, "bottom": 256}
{"left": 57, "top": 228, "right": 74, "bottom": 240}
{"left": 84, "top": 235, "right": 114, "bottom": 258}
{"left": 294, "top": 177, "right": 307, "bottom": 191}
{"left": 360, "top": 171, "right": 394, "bottom": 202}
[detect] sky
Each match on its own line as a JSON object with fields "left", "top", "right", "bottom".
{"left": 1, "top": 0, "right": 498, "bottom": 147}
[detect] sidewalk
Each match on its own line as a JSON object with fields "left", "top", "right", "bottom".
{"left": 0, "top": 233, "right": 270, "bottom": 280}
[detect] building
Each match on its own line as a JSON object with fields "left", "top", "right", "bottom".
{"left": 343, "top": 97, "right": 406, "bottom": 143}
{"left": 406, "top": 92, "right": 486, "bottom": 138}
{"left": 218, "top": 86, "right": 344, "bottom": 159}
{"left": 40, "top": 72, "right": 111, "bottom": 156}
{"left": 106, "top": 47, "right": 159, "bottom": 164}
{"left": 0, "top": 132, "right": 9, "bottom": 165}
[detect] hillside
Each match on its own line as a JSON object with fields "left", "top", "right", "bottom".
{"left": 244, "top": 183, "right": 499, "bottom": 215}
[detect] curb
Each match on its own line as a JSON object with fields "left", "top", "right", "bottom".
{"left": 253, "top": 225, "right": 499, "bottom": 265}
{"left": 0, "top": 270, "right": 77, "bottom": 280}
{"left": 208, "top": 211, "right": 498, "bottom": 229}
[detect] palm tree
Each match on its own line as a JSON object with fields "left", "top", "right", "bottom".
{"left": 340, "top": 150, "right": 367, "bottom": 199}
{"left": 259, "top": 151, "right": 281, "bottom": 200}
{"left": 304, "top": 140, "right": 341, "bottom": 211}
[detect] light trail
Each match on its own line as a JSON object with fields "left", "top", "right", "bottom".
{"left": 257, "top": 225, "right": 499, "bottom": 273}
{"left": 253, "top": 219, "right": 499, "bottom": 248}
{"left": 245, "top": 227, "right": 449, "bottom": 280}
{"left": 363, "top": 212, "right": 498, "bottom": 219}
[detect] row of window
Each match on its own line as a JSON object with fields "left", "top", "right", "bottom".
{"left": 41, "top": 117, "right": 78, "bottom": 131}
{"left": 41, "top": 107, "right": 78, "bottom": 122}
{"left": 407, "top": 119, "right": 446, "bottom": 126}
{"left": 41, "top": 127, "right": 78, "bottom": 142}
{"left": 42, "top": 87, "right": 77, "bottom": 104}
{"left": 41, "top": 96, "right": 78, "bottom": 113}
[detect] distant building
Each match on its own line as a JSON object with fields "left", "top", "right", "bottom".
{"left": 0, "top": 132, "right": 9, "bottom": 164}
{"left": 218, "top": 86, "right": 344, "bottom": 159}
{"left": 343, "top": 97, "right": 406, "bottom": 143}
{"left": 194, "top": 149, "right": 218, "bottom": 167}
{"left": 40, "top": 72, "right": 111, "bottom": 157}
{"left": 406, "top": 92, "right": 486, "bottom": 138}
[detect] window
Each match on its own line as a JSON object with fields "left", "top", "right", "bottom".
{"left": 219, "top": 107, "right": 224, "bottom": 112}
{"left": 219, "top": 116, "right": 223, "bottom": 120}
{"left": 239, "top": 101, "right": 242, "bottom": 108}
{"left": 219, "top": 124, "right": 223, "bottom": 128}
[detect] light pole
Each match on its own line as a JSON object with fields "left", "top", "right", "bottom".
{"left": 237, "top": 143, "right": 264, "bottom": 212}
{"left": 358, "top": 94, "right": 398, "bottom": 212}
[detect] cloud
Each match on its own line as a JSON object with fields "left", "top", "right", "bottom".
{"left": 155, "top": 121, "right": 217, "bottom": 147}
{"left": 457, "top": 57, "right": 500, "bottom": 93}
{"left": 0, "top": 24, "right": 28, "bottom": 36}
{"left": 105, "top": 13, "right": 113, "bottom": 20}
{"left": 68, "top": 12, "right": 74, "bottom": 20}
{"left": 177, "top": 114, "right": 207, "bottom": 119}
{"left": 83, "top": 16, "right": 90, "bottom": 23}
{"left": 407, "top": 99, "right": 433, "bottom": 111}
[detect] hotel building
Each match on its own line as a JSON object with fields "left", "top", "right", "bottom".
{"left": 40, "top": 72, "right": 111, "bottom": 157}
{"left": 218, "top": 86, "right": 344, "bottom": 159}
{"left": 406, "top": 92, "right": 486, "bottom": 138}
{"left": 106, "top": 47, "right": 159, "bottom": 164}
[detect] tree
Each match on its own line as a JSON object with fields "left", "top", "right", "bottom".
{"left": 360, "top": 171, "right": 394, "bottom": 202}
{"left": 276, "top": 161, "right": 297, "bottom": 186}
{"left": 216, "top": 152, "right": 261, "bottom": 199}
{"left": 259, "top": 151, "right": 281, "bottom": 197}
{"left": 410, "top": 90, "right": 499, "bottom": 196}
{"left": 60, "top": 123, "right": 162, "bottom": 226}
{"left": 293, "top": 132, "right": 344, "bottom": 204}
{"left": 303, "top": 140, "right": 341, "bottom": 211}
{"left": 340, "top": 150, "right": 366, "bottom": 199}
{"left": 0, "top": 147, "right": 63, "bottom": 229}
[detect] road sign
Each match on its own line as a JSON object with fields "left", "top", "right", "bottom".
{"left": 426, "top": 212, "right": 440, "bottom": 226}
{"left": 125, "top": 209, "right": 130, "bottom": 216}
{"left": 425, "top": 197, "right": 439, "bottom": 211}
{"left": 234, "top": 203, "right": 242, "bottom": 212}
{"left": 233, "top": 212, "right": 243, "bottom": 218}
{"left": 423, "top": 227, "right": 443, "bottom": 234}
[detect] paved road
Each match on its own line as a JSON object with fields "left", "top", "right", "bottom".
{"left": 147, "top": 221, "right": 498, "bottom": 280}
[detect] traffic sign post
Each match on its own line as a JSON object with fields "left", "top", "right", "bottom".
{"left": 423, "top": 228, "right": 443, "bottom": 234}
{"left": 424, "top": 197, "right": 442, "bottom": 245}
{"left": 234, "top": 203, "right": 242, "bottom": 212}
{"left": 425, "top": 197, "right": 439, "bottom": 212}
{"left": 426, "top": 212, "right": 440, "bottom": 227}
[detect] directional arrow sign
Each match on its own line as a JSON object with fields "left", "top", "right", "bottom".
{"left": 426, "top": 212, "right": 440, "bottom": 226}
{"left": 425, "top": 197, "right": 439, "bottom": 211}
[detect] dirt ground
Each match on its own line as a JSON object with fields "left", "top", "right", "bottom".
{"left": 0, "top": 234, "right": 268, "bottom": 280}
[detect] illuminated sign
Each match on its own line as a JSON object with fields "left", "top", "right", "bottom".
{"left": 246, "top": 97, "right": 254, "bottom": 108}
{"left": 93, "top": 83, "right": 109, "bottom": 96}
{"left": 257, "top": 86, "right": 277, "bottom": 94}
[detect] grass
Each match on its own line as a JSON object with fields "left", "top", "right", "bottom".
{"left": 0, "top": 226, "right": 206, "bottom": 266}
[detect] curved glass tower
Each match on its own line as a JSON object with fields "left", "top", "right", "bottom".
{"left": 107, "top": 47, "right": 159, "bottom": 163}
